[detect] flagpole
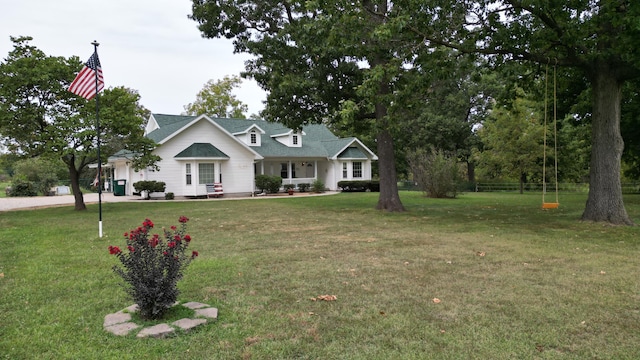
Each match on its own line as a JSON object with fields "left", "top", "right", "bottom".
{"left": 92, "top": 40, "right": 103, "bottom": 238}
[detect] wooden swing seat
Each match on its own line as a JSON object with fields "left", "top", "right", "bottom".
{"left": 542, "top": 202, "right": 559, "bottom": 209}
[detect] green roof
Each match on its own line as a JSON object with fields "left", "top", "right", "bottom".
{"left": 174, "top": 143, "right": 229, "bottom": 159}
{"left": 146, "top": 114, "right": 375, "bottom": 160}
{"left": 337, "top": 147, "right": 368, "bottom": 159}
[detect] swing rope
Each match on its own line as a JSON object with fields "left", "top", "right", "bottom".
{"left": 542, "top": 60, "right": 559, "bottom": 209}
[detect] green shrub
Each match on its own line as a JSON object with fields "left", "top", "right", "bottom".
{"left": 283, "top": 184, "right": 296, "bottom": 191}
{"left": 408, "top": 149, "right": 460, "bottom": 198}
{"left": 8, "top": 177, "right": 37, "bottom": 197}
{"left": 255, "top": 175, "right": 282, "bottom": 193}
{"left": 337, "top": 180, "right": 380, "bottom": 192}
{"left": 133, "top": 180, "right": 166, "bottom": 199}
{"left": 312, "top": 179, "right": 325, "bottom": 193}
{"left": 165, "top": 192, "right": 174, "bottom": 200}
{"left": 13, "top": 157, "right": 61, "bottom": 195}
{"left": 298, "top": 183, "right": 310, "bottom": 192}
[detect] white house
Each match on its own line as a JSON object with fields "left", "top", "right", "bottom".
{"left": 107, "top": 114, "right": 378, "bottom": 197}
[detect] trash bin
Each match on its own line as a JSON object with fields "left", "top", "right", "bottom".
{"left": 114, "top": 179, "right": 126, "bottom": 196}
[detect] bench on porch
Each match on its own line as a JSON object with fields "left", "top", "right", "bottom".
{"left": 206, "top": 183, "right": 224, "bottom": 198}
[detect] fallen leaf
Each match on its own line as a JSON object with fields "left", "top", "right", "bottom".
{"left": 315, "top": 294, "right": 337, "bottom": 301}
{"left": 0, "top": 272, "right": 4, "bottom": 278}
{"left": 432, "top": 298, "right": 441, "bottom": 304}
{"left": 477, "top": 251, "right": 486, "bottom": 257}
{"left": 600, "top": 271, "right": 606, "bottom": 275}
{"left": 440, "top": 329, "right": 446, "bottom": 333}
{"left": 379, "top": 311, "right": 386, "bottom": 316}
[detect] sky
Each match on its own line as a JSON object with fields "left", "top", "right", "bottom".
{"left": 0, "top": 0, "right": 267, "bottom": 116}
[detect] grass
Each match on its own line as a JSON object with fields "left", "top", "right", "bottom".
{"left": 1, "top": 191, "right": 639, "bottom": 359}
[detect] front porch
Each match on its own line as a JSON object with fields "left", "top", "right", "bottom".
{"left": 255, "top": 159, "right": 324, "bottom": 188}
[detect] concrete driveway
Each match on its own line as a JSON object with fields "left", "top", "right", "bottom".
{"left": 0, "top": 191, "right": 335, "bottom": 212}
{"left": 0, "top": 193, "right": 138, "bottom": 212}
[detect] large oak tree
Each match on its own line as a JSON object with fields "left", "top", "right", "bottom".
{"left": 401, "top": 0, "right": 639, "bottom": 224}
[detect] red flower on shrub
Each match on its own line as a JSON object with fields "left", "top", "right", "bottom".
{"left": 109, "top": 246, "right": 121, "bottom": 255}
{"left": 174, "top": 235, "right": 181, "bottom": 242}
{"left": 184, "top": 234, "right": 191, "bottom": 242}
{"left": 179, "top": 216, "right": 189, "bottom": 223}
{"left": 168, "top": 241, "right": 176, "bottom": 248}
{"left": 191, "top": 251, "right": 199, "bottom": 258}
{"left": 127, "top": 246, "right": 135, "bottom": 252}
{"left": 170, "top": 225, "right": 177, "bottom": 231}
{"left": 143, "top": 218, "right": 154, "bottom": 228}
{"left": 149, "top": 234, "right": 159, "bottom": 248}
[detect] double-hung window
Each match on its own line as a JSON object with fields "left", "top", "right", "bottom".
{"left": 185, "top": 164, "right": 192, "bottom": 185}
{"left": 352, "top": 162, "right": 362, "bottom": 178}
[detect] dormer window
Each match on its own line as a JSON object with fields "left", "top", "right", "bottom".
{"left": 248, "top": 130, "right": 261, "bottom": 146}
{"left": 293, "top": 135, "right": 299, "bottom": 145}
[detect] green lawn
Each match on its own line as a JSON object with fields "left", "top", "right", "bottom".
{"left": 1, "top": 192, "right": 639, "bottom": 359}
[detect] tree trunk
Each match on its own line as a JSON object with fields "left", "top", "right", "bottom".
{"left": 376, "top": 128, "right": 404, "bottom": 211}
{"left": 66, "top": 156, "right": 87, "bottom": 211}
{"left": 467, "top": 161, "right": 475, "bottom": 182}
{"left": 581, "top": 63, "right": 633, "bottom": 225}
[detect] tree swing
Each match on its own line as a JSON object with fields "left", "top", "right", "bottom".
{"left": 542, "top": 60, "right": 559, "bottom": 209}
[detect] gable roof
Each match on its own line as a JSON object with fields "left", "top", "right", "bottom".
{"left": 337, "top": 147, "right": 368, "bottom": 159}
{"left": 146, "top": 114, "right": 376, "bottom": 160}
{"left": 174, "top": 143, "right": 229, "bottom": 159}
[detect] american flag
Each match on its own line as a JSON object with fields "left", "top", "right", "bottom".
{"left": 69, "top": 51, "right": 104, "bottom": 100}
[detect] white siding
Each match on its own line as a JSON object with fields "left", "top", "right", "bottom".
{"left": 152, "top": 119, "right": 258, "bottom": 197}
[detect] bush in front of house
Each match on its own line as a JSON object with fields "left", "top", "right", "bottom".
{"left": 312, "top": 179, "right": 325, "bottom": 193}
{"left": 337, "top": 180, "right": 380, "bottom": 192}
{"left": 283, "top": 184, "right": 296, "bottom": 192}
{"left": 133, "top": 180, "right": 166, "bottom": 199}
{"left": 255, "top": 175, "right": 282, "bottom": 194}
{"left": 297, "top": 183, "right": 310, "bottom": 192}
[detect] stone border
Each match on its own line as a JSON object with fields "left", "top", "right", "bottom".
{"left": 104, "top": 302, "right": 218, "bottom": 338}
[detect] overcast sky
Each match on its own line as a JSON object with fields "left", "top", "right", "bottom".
{"left": 0, "top": 0, "right": 267, "bottom": 116}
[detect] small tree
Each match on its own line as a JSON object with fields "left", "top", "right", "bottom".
{"left": 408, "top": 149, "right": 460, "bottom": 198}
{"left": 183, "top": 75, "right": 248, "bottom": 117}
